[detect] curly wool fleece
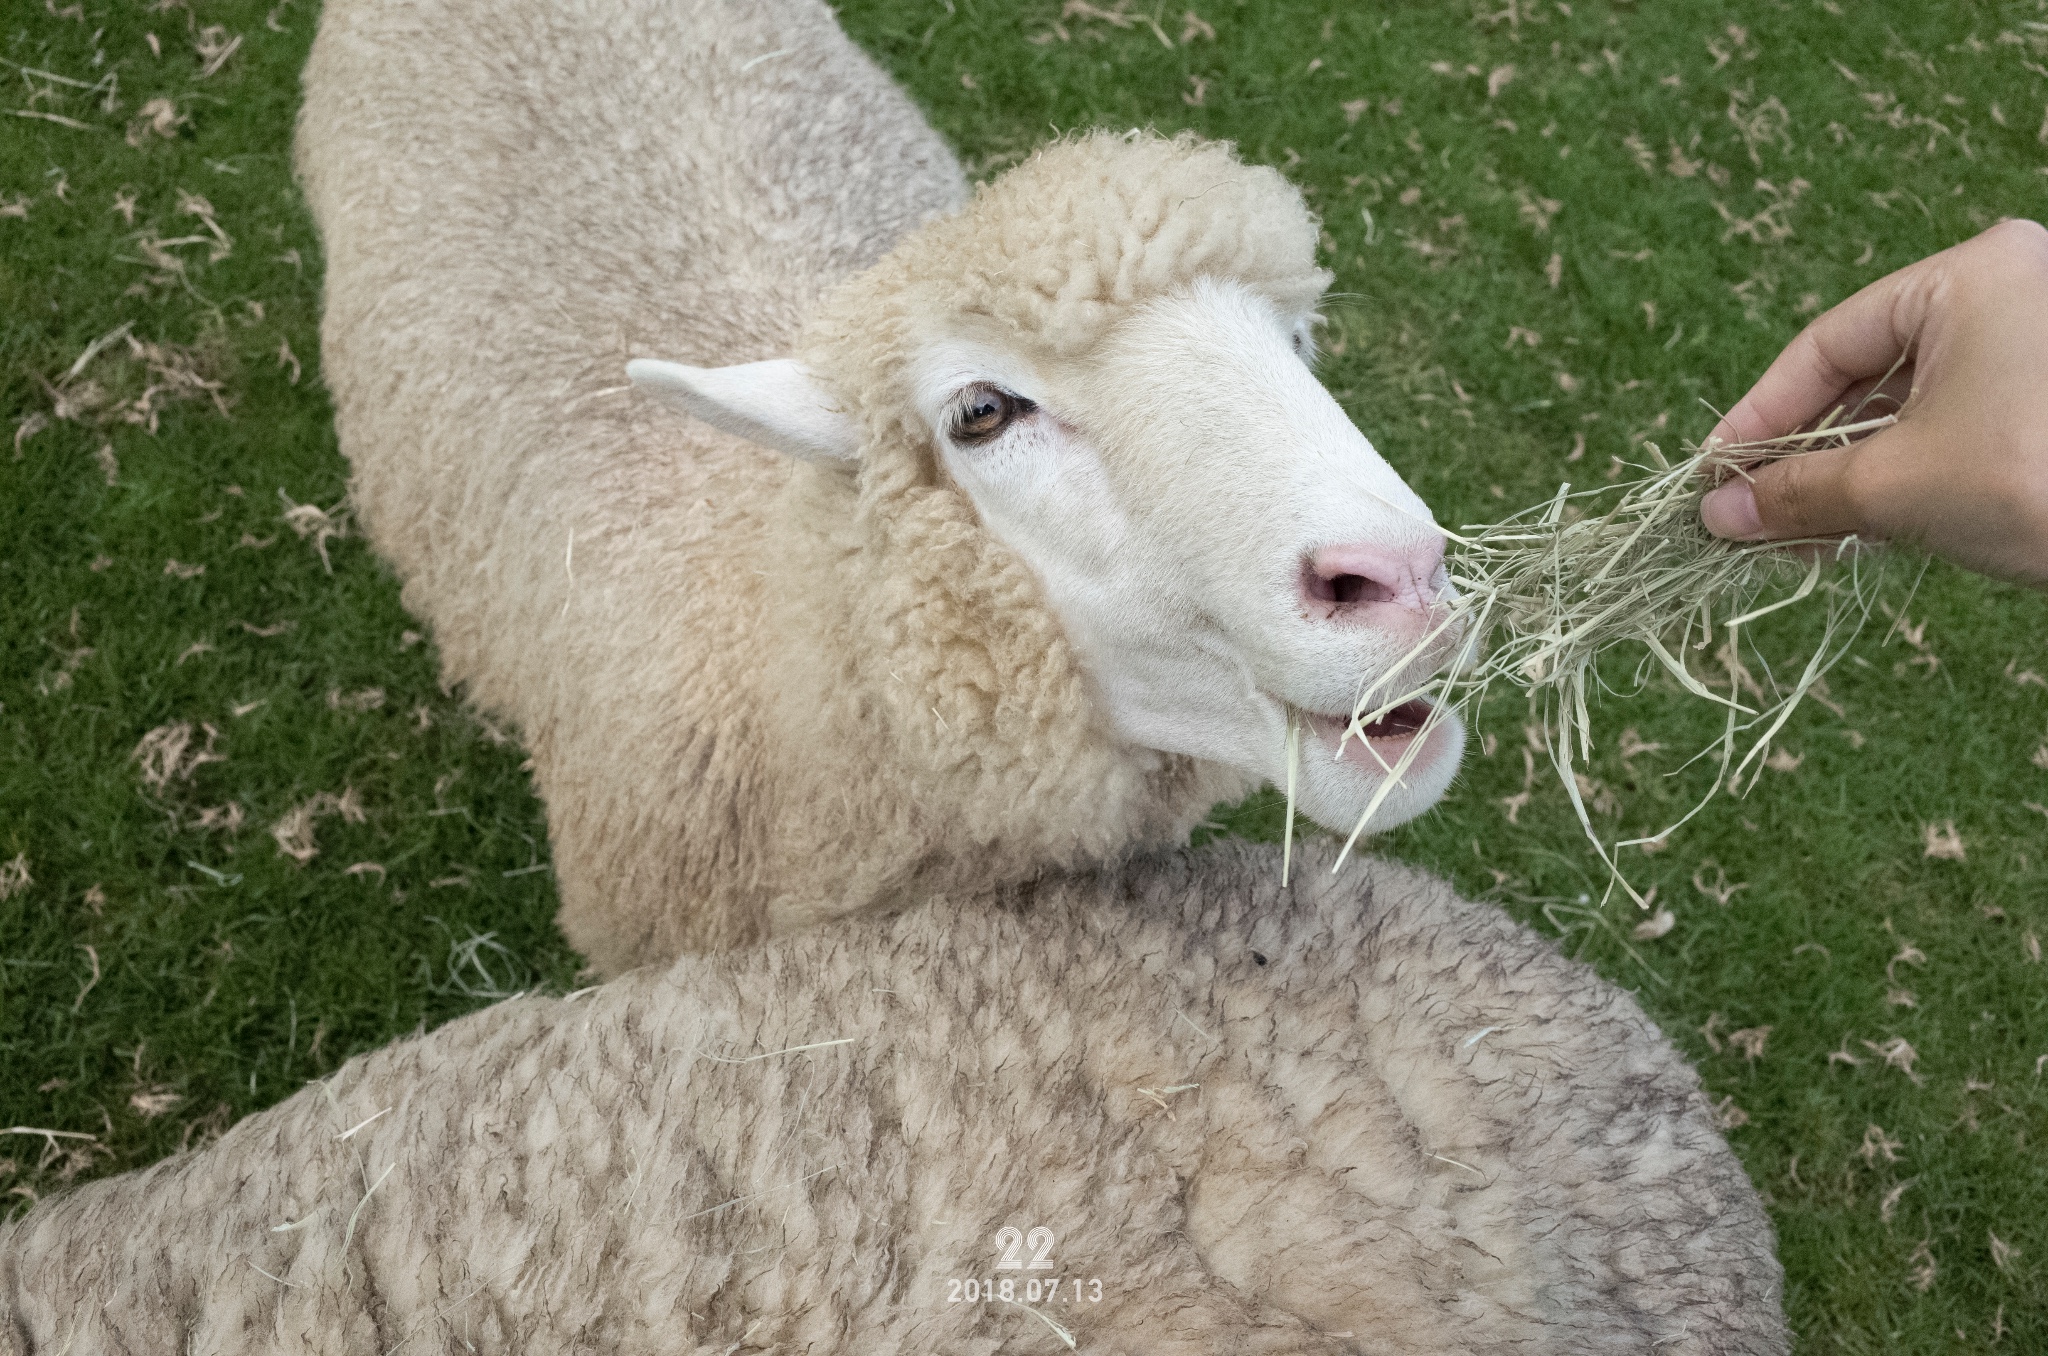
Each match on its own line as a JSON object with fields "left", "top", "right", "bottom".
{"left": 802, "top": 128, "right": 1332, "bottom": 441}
{"left": 297, "top": 0, "right": 1328, "bottom": 976}
{"left": 1, "top": 841, "right": 1784, "bottom": 1355}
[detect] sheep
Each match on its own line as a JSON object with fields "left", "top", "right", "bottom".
{"left": 296, "top": 0, "right": 1469, "bottom": 976}
{"left": 0, "top": 840, "right": 1785, "bottom": 1354}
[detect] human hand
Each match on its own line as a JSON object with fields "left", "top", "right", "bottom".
{"left": 1698, "top": 218, "right": 2048, "bottom": 588}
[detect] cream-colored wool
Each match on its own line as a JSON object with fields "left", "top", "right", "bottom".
{"left": 0, "top": 842, "right": 1783, "bottom": 1354}
{"left": 297, "top": 0, "right": 1322, "bottom": 974}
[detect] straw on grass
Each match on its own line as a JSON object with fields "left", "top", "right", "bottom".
{"left": 1321, "top": 405, "right": 1902, "bottom": 906}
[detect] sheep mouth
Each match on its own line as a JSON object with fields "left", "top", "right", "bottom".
{"left": 1297, "top": 699, "right": 1443, "bottom": 766}
{"left": 1301, "top": 698, "right": 1433, "bottom": 741}
{"left": 1348, "top": 698, "right": 1434, "bottom": 741}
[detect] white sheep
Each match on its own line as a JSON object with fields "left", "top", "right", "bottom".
{"left": 0, "top": 841, "right": 1784, "bottom": 1354}
{"left": 297, "top": 0, "right": 1468, "bottom": 976}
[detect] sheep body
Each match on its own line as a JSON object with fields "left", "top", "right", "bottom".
{"left": 0, "top": 842, "right": 1784, "bottom": 1354}
{"left": 298, "top": 0, "right": 1317, "bottom": 974}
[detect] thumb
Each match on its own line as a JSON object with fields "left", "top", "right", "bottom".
{"left": 1700, "top": 424, "right": 1923, "bottom": 542}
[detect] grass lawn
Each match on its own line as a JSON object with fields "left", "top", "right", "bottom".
{"left": 4, "top": 0, "right": 2046, "bottom": 1346}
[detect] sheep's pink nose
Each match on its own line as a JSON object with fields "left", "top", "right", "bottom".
{"left": 1301, "top": 539, "right": 1444, "bottom": 616}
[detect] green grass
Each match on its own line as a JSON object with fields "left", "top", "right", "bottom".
{"left": 3, "top": 0, "right": 2045, "bottom": 1347}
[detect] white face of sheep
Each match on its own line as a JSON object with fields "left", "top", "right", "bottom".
{"left": 629, "top": 277, "right": 1465, "bottom": 834}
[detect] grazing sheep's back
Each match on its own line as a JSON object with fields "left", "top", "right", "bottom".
{"left": 297, "top": 0, "right": 971, "bottom": 964}
{"left": 0, "top": 843, "right": 1784, "bottom": 1354}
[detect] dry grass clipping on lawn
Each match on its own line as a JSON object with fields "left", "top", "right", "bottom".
{"left": 34, "top": 323, "right": 233, "bottom": 435}
{"left": 1322, "top": 409, "right": 1903, "bottom": 905}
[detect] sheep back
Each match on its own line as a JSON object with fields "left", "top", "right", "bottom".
{"left": 0, "top": 842, "right": 1784, "bottom": 1354}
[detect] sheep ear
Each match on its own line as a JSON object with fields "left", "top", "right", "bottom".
{"left": 626, "top": 358, "right": 861, "bottom": 462}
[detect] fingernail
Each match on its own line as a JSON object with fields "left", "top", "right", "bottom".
{"left": 1701, "top": 482, "right": 1763, "bottom": 539}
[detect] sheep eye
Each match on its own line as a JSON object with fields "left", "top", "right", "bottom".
{"left": 952, "top": 385, "right": 1034, "bottom": 444}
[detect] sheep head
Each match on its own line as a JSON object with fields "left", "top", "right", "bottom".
{"left": 631, "top": 131, "right": 1464, "bottom": 836}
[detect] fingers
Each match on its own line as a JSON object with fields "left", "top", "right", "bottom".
{"left": 1701, "top": 444, "right": 1866, "bottom": 541}
{"left": 1700, "top": 443, "right": 1865, "bottom": 541}
{"left": 1707, "top": 329, "right": 1865, "bottom": 448}
{"left": 1698, "top": 479, "right": 1765, "bottom": 538}
{"left": 1702, "top": 422, "right": 1925, "bottom": 542}
{"left": 1707, "top": 250, "right": 1944, "bottom": 447}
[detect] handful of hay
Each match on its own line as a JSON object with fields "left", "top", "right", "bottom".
{"left": 1320, "top": 410, "right": 1903, "bottom": 901}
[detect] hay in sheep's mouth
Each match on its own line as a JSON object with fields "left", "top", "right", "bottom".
{"left": 1297, "top": 401, "right": 1904, "bottom": 923}
{"left": 1352, "top": 697, "right": 1433, "bottom": 740}
{"left": 1301, "top": 699, "right": 1434, "bottom": 745}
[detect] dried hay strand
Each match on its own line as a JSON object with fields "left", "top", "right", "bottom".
{"left": 1320, "top": 407, "right": 1903, "bottom": 908}
{"left": 131, "top": 720, "right": 226, "bottom": 794}
{"left": 0, "top": 853, "right": 31, "bottom": 902}
{"left": 270, "top": 788, "right": 367, "bottom": 867}
{"left": 34, "top": 323, "right": 233, "bottom": 433}
{"left": 278, "top": 489, "right": 353, "bottom": 573}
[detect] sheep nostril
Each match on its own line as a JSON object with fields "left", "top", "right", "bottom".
{"left": 1330, "top": 574, "right": 1375, "bottom": 605}
{"left": 1302, "top": 565, "right": 1396, "bottom": 610}
{"left": 1303, "top": 540, "right": 1440, "bottom": 616}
